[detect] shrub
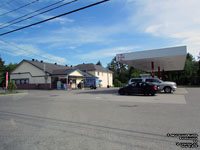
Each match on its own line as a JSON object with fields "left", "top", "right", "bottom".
{"left": 7, "top": 80, "right": 17, "bottom": 92}
{"left": 114, "top": 79, "right": 126, "bottom": 87}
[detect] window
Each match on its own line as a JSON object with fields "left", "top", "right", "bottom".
{"left": 13, "top": 79, "right": 29, "bottom": 85}
{"left": 146, "top": 79, "right": 154, "bottom": 82}
{"left": 97, "top": 72, "right": 99, "bottom": 76}
{"left": 25, "top": 79, "right": 29, "bottom": 84}
{"left": 15, "top": 80, "right": 20, "bottom": 85}
{"left": 131, "top": 79, "right": 142, "bottom": 82}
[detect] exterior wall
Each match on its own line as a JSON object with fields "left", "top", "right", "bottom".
{"left": 10, "top": 61, "right": 51, "bottom": 89}
{"left": 12, "top": 61, "right": 45, "bottom": 76}
{"left": 87, "top": 71, "right": 96, "bottom": 77}
{"left": 76, "top": 77, "right": 83, "bottom": 85}
{"left": 69, "top": 70, "right": 83, "bottom": 76}
{"left": 88, "top": 71, "right": 113, "bottom": 88}
{"left": 10, "top": 73, "right": 51, "bottom": 84}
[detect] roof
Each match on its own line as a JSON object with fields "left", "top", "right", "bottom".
{"left": 116, "top": 46, "right": 187, "bottom": 72}
{"left": 75, "top": 63, "right": 113, "bottom": 73}
{"left": 52, "top": 68, "right": 76, "bottom": 75}
{"left": 24, "top": 59, "right": 72, "bottom": 74}
{"left": 82, "top": 71, "right": 97, "bottom": 78}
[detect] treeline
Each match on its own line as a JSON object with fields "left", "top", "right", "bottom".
{"left": 107, "top": 53, "right": 200, "bottom": 86}
{"left": 0, "top": 57, "right": 18, "bottom": 87}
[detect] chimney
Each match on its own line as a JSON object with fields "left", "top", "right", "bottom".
{"left": 32, "top": 59, "right": 35, "bottom": 61}
{"left": 40, "top": 60, "right": 43, "bottom": 63}
{"left": 65, "top": 65, "right": 68, "bottom": 67}
{"left": 71, "top": 65, "right": 73, "bottom": 67}
{"left": 55, "top": 63, "right": 57, "bottom": 65}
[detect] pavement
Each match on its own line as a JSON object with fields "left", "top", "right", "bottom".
{"left": 0, "top": 88, "right": 199, "bottom": 150}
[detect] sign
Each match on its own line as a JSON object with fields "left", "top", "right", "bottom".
{"left": 6, "top": 72, "right": 8, "bottom": 89}
{"left": 117, "top": 54, "right": 125, "bottom": 61}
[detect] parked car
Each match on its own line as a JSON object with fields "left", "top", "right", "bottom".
{"left": 118, "top": 82, "right": 157, "bottom": 96}
{"left": 128, "top": 78, "right": 177, "bottom": 93}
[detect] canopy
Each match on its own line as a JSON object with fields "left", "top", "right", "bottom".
{"left": 116, "top": 46, "right": 187, "bottom": 72}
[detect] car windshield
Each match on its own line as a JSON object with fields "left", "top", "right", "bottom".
{"left": 156, "top": 79, "right": 163, "bottom": 83}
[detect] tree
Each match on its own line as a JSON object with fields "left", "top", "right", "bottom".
{"left": 0, "top": 57, "right": 6, "bottom": 87}
{"left": 96, "top": 60, "right": 102, "bottom": 66}
{"left": 0, "top": 56, "right": 18, "bottom": 87}
{"left": 165, "top": 53, "right": 200, "bottom": 85}
{"left": 7, "top": 80, "right": 17, "bottom": 92}
{"left": 107, "top": 57, "right": 146, "bottom": 87}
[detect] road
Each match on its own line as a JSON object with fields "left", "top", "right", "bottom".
{"left": 0, "top": 88, "right": 200, "bottom": 150}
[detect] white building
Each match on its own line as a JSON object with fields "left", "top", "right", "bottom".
{"left": 75, "top": 63, "right": 113, "bottom": 87}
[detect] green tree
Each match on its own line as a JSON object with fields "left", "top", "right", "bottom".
{"left": 107, "top": 57, "right": 146, "bottom": 87}
{"left": 96, "top": 60, "right": 102, "bottom": 66}
{"left": 7, "top": 80, "right": 17, "bottom": 92}
{"left": 0, "top": 57, "right": 6, "bottom": 86}
{"left": 0, "top": 57, "right": 18, "bottom": 87}
{"left": 166, "top": 53, "right": 200, "bottom": 85}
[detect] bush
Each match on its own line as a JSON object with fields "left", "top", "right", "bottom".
{"left": 7, "top": 80, "right": 17, "bottom": 92}
{"left": 114, "top": 79, "right": 126, "bottom": 87}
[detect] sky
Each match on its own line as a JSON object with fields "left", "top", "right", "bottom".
{"left": 0, "top": 0, "right": 200, "bottom": 67}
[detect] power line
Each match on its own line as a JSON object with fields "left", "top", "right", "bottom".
{"left": 0, "top": 39, "right": 64, "bottom": 64}
{"left": 0, "top": 0, "right": 110, "bottom": 36}
{"left": 0, "top": 0, "right": 69, "bottom": 28}
{"left": 0, "top": 0, "right": 40, "bottom": 17}
{"left": 0, "top": 48, "right": 33, "bottom": 60}
{"left": 0, "top": 0, "right": 78, "bottom": 30}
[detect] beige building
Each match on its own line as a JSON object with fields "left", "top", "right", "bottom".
{"left": 76, "top": 63, "right": 113, "bottom": 88}
{"left": 10, "top": 60, "right": 113, "bottom": 89}
{"left": 10, "top": 59, "right": 85, "bottom": 89}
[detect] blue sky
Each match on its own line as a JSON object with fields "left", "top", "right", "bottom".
{"left": 0, "top": 0, "right": 200, "bottom": 66}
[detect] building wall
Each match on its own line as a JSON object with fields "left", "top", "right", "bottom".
{"left": 10, "top": 61, "right": 51, "bottom": 89}
{"left": 88, "top": 71, "right": 113, "bottom": 88}
{"left": 69, "top": 70, "right": 83, "bottom": 77}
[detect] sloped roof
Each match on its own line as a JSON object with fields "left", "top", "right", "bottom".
{"left": 52, "top": 68, "right": 76, "bottom": 75}
{"left": 24, "top": 59, "right": 72, "bottom": 74}
{"left": 75, "top": 63, "right": 112, "bottom": 73}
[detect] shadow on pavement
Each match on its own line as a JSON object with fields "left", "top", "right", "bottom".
{"left": 77, "top": 88, "right": 119, "bottom": 95}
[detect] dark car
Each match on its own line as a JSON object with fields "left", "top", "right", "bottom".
{"left": 118, "top": 82, "right": 157, "bottom": 96}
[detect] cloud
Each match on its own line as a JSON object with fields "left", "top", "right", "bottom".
{"left": 128, "top": 0, "right": 200, "bottom": 59}
{"left": 0, "top": 41, "right": 67, "bottom": 64}
{"left": 77, "top": 46, "right": 139, "bottom": 60}
{"left": 38, "top": 14, "right": 74, "bottom": 24}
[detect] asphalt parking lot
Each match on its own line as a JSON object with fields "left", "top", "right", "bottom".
{"left": 0, "top": 88, "right": 200, "bottom": 150}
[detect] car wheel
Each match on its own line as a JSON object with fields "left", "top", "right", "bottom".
{"left": 151, "top": 92, "right": 155, "bottom": 96}
{"left": 164, "top": 86, "right": 172, "bottom": 93}
{"left": 144, "top": 91, "right": 148, "bottom": 96}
